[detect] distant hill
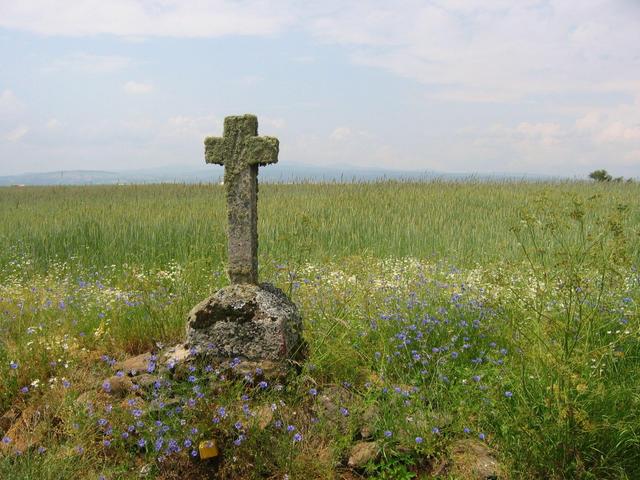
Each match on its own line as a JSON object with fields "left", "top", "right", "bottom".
{"left": 0, "top": 164, "right": 562, "bottom": 186}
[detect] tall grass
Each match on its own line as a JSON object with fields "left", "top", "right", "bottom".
{"left": 0, "top": 180, "right": 638, "bottom": 479}
{"left": 1, "top": 181, "right": 638, "bottom": 272}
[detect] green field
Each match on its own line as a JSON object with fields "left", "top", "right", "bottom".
{"left": 1, "top": 181, "right": 639, "bottom": 479}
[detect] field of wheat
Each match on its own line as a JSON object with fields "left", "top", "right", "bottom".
{"left": 1, "top": 181, "right": 638, "bottom": 479}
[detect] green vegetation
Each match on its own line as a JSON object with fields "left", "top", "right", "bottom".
{"left": 0, "top": 181, "right": 639, "bottom": 479}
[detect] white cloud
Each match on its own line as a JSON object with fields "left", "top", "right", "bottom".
{"left": 597, "top": 123, "right": 640, "bottom": 143}
{"left": 45, "top": 118, "right": 62, "bottom": 129}
{"left": 309, "top": 0, "right": 640, "bottom": 103}
{"left": 240, "top": 75, "right": 262, "bottom": 86}
{"left": 261, "top": 117, "right": 286, "bottom": 130}
{"left": 5, "top": 125, "right": 29, "bottom": 142}
{"left": 123, "top": 81, "right": 154, "bottom": 95}
{"left": 0, "top": 89, "right": 23, "bottom": 114}
{"left": 167, "top": 114, "right": 220, "bottom": 139}
{"left": 45, "top": 53, "right": 131, "bottom": 73}
{"left": 330, "top": 127, "right": 352, "bottom": 141}
{"left": 0, "top": 1, "right": 295, "bottom": 37}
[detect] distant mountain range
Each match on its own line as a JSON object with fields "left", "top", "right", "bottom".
{"left": 0, "top": 164, "right": 564, "bottom": 186}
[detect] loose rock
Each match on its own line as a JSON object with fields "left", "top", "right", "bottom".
{"left": 348, "top": 441, "right": 379, "bottom": 468}
{"left": 449, "top": 439, "right": 502, "bottom": 479}
{"left": 113, "top": 352, "right": 153, "bottom": 376}
{"left": 103, "top": 375, "right": 134, "bottom": 397}
{"left": 186, "top": 283, "right": 304, "bottom": 362}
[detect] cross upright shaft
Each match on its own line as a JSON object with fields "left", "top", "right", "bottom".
{"left": 205, "top": 114, "right": 278, "bottom": 284}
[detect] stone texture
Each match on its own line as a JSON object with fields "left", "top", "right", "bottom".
{"left": 103, "top": 375, "right": 134, "bottom": 397}
{"left": 113, "top": 352, "right": 153, "bottom": 375}
{"left": 0, "top": 406, "right": 49, "bottom": 455}
{"left": 449, "top": 439, "right": 502, "bottom": 479}
{"left": 133, "top": 374, "right": 160, "bottom": 388}
{"left": 186, "top": 283, "right": 303, "bottom": 362}
{"left": 204, "top": 114, "right": 278, "bottom": 284}
{"left": 0, "top": 408, "right": 20, "bottom": 435}
{"left": 347, "top": 441, "right": 379, "bottom": 468}
{"left": 359, "top": 404, "right": 380, "bottom": 439}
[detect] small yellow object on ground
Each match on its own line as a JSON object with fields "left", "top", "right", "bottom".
{"left": 199, "top": 439, "right": 219, "bottom": 459}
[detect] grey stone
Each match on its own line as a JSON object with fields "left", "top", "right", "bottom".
{"left": 449, "top": 439, "right": 502, "bottom": 479}
{"left": 204, "top": 114, "right": 278, "bottom": 285}
{"left": 113, "top": 352, "right": 153, "bottom": 376}
{"left": 103, "top": 375, "right": 134, "bottom": 397}
{"left": 133, "top": 374, "right": 160, "bottom": 388}
{"left": 0, "top": 408, "right": 20, "bottom": 435}
{"left": 359, "top": 404, "right": 380, "bottom": 439}
{"left": 186, "top": 283, "right": 303, "bottom": 362}
{"left": 347, "top": 441, "right": 379, "bottom": 468}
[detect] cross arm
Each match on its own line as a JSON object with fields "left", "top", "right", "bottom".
{"left": 244, "top": 136, "right": 279, "bottom": 166}
{"left": 204, "top": 136, "right": 226, "bottom": 165}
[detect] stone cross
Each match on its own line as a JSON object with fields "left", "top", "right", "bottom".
{"left": 205, "top": 114, "right": 278, "bottom": 284}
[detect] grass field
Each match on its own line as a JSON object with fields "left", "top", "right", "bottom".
{"left": 1, "top": 181, "right": 639, "bottom": 479}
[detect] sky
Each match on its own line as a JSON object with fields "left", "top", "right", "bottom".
{"left": 0, "top": 0, "right": 639, "bottom": 178}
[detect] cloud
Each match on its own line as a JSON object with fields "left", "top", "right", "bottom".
{"left": 0, "top": 89, "right": 23, "bottom": 114}
{"left": 308, "top": 0, "right": 640, "bottom": 103}
{"left": 2, "top": 1, "right": 638, "bottom": 106}
{"left": 261, "top": 117, "right": 286, "bottom": 130}
{"left": 330, "top": 127, "right": 352, "bottom": 141}
{"left": 44, "top": 53, "right": 131, "bottom": 73}
{"left": 123, "top": 81, "right": 154, "bottom": 94}
{"left": 596, "top": 123, "right": 640, "bottom": 143}
{"left": 5, "top": 125, "right": 29, "bottom": 142}
{"left": 45, "top": 118, "right": 62, "bottom": 130}
{"left": 240, "top": 75, "right": 262, "bottom": 86}
{"left": 0, "top": 1, "right": 295, "bottom": 37}
{"left": 167, "top": 114, "right": 220, "bottom": 139}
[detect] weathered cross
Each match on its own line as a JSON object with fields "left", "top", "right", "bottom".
{"left": 205, "top": 114, "right": 278, "bottom": 284}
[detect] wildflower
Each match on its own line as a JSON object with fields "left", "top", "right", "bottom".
{"left": 102, "top": 380, "right": 111, "bottom": 393}
{"left": 257, "top": 380, "right": 268, "bottom": 389}
{"left": 339, "top": 407, "right": 349, "bottom": 417}
{"left": 234, "top": 421, "right": 243, "bottom": 430}
{"left": 431, "top": 427, "right": 440, "bottom": 435}
{"left": 2, "top": 436, "right": 11, "bottom": 444}
{"left": 384, "top": 430, "right": 393, "bottom": 438}
{"left": 38, "top": 446, "right": 46, "bottom": 454}
{"left": 137, "top": 438, "right": 147, "bottom": 448}
{"left": 415, "top": 437, "right": 423, "bottom": 444}
{"left": 9, "top": 361, "right": 18, "bottom": 369}
{"left": 20, "top": 386, "right": 29, "bottom": 394}
{"left": 478, "top": 433, "right": 486, "bottom": 441}
{"left": 103, "top": 440, "right": 111, "bottom": 447}
{"left": 154, "top": 438, "right": 164, "bottom": 452}
{"left": 504, "top": 391, "right": 513, "bottom": 398}
{"left": 62, "top": 379, "right": 71, "bottom": 388}
{"left": 286, "top": 425, "right": 296, "bottom": 432}
{"left": 309, "top": 388, "right": 317, "bottom": 396}
{"left": 463, "top": 427, "right": 470, "bottom": 434}
{"left": 293, "top": 433, "right": 302, "bottom": 442}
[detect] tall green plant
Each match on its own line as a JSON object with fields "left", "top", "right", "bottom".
{"left": 497, "top": 194, "right": 640, "bottom": 478}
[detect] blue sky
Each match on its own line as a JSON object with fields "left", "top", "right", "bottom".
{"left": 1, "top": 0, "right": 639, "bottom": 177}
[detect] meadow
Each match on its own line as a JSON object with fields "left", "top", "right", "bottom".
{"left": 0, "top": 181, "right": 639, "bottom": 479}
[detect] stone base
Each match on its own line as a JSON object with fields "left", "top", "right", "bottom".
{"left": 185, "top": 283, "right": 304, "bottom": 365}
